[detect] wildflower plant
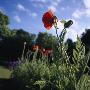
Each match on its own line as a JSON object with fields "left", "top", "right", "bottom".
{"left": 12, "top": 10, "right": 90, "bottom": 90}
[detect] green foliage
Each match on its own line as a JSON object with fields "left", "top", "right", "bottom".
{"left": 0, "top": 11, "right": 10, "bottom": 37}
{"left": 15, "top": 29, "right": 36, "bottom": 44}
{"left": 60, "top": 19, "right": 66, "bottom": 24}
{"left": 65, "top": 39, "right": 75, "bottom": 63}
{"left": 81, "top": 29, "right": 90, "bottom": 55}
{"left": 72, "top": 36, "right": 90, "bottom": 81}
{"left": 0, "top": 28, "right": 36, "bottom": 61}
{"left": 76, "top": 75, "right": 90, "bottom": 90}
{"left": 0, "top": 9, "right": 90, "bottom": 90}
{"left": 0, "top": 66, "right": 11, "bottom": 79}
{"left": 12, "top": 59, "right": 50, "bottom": 89}
{"left": 81, "top": 29, "right": 90, "bottom": 46}
{"left": 12, "top": 28, "right": 90, "bottom": 90}
{"left": 0, "top": 11, "right": 9, "bottom": 25}
{"left": 53, "top": 28, "right": 69, "bottom": 65}
{"left": 36, "top": 32, "right": 57, "bottom": 49}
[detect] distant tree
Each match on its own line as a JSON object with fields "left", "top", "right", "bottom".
{"left": 81, "top": 29, "right": 90, "bottom": 49}
{"left": 15, "top": 29, "right": 31, "bottom": 42}
{"left": 81, "top": 29, "right": 90, "bottom": 67}
{"left": 65, "top": 38, "right": 75, "bottom": 63}
{"left": 0, "top": 28, "right": 36, "bottom": 62}
{"left": 0, "top": 12, "right": 37, "bottom": 65}
{"left": 10, "top": 29, "right": 17, "bottom": 37}
{"left": 15, "top": 29, "right": 36, "bottom": 53}
{"left": 36, "top": 32, "right": 57, "bottom": 49}
{"left": 0, "top": 11, "right": 10, "bottom": 37}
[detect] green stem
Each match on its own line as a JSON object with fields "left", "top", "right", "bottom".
{"left": 21, "top": 42, "right": 26, "bottom": 61}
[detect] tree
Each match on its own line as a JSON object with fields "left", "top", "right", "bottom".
{"left": 0, "top": 28, "right": 36, "bottom": 62}
{"left": 65, "top": 38, "right": 75, "bottom": 63}
{"left": 0, "top": 12, "right": 37, "bottom": 64}
{"left": 36, "top": 32, "right": 57, "bottom": 49}
{"left": 81, "top": 29, "right": 90, "bottom": 67}
{"left": 81, "top": 29, "right": 90, "bottom": 48}
{"left": 0, "top": 11, "right": 10, "bottom": 37}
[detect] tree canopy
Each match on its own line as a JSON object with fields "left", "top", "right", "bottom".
{"left": 36, "top": 32, "right": 57, "bottom": 49}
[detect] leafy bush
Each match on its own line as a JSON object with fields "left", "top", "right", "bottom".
{"left": 12, "top": 58, "right": 50, "bottom": 89}
{"left": 11, "top": 27, "right": 90, "bottom": 90}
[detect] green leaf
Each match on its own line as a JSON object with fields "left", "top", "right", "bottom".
{"left": 73, "top": 49, "right": 79, "bottom": 62}
{"left": 34, "top": 80, "right": 46, "bottom": 89}
{"left": 60, "top": 19, "right": 66, "bottom": 24}
{"left": 76, "top": 36, "right": 81, "bottom": 52}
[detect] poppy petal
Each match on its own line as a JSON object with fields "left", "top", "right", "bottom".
{"left": 42, "top": 10, "right": 55, "bottom": 30}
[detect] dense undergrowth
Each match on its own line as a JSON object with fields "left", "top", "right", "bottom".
{"left": 12, "top": 27, "right": 90, "bottom": 90}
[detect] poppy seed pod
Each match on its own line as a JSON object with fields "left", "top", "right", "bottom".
{"left": 64, "top": 20, "right": 73, "bottom": 28}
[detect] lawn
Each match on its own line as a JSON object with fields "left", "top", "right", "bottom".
{"left": 0, "top": 66, "right": 20, "bottom": 90}
{"left": 0, "top": 66, "right": 11, "bottom": 79}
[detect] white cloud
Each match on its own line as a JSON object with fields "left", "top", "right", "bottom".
{"left": 16, "top": 3, "right": 38, "bottom": 17}
{"left": 49, "top": 0, "right": 63, "bottom": 13}
{"left": 33, "top": 3, "right": 43, "bottom": 8}
{"left": 72, "top": 9, "right": 90, "bottom": 18}
{"left": 31, "top": 0, "right": 61, "bottom": 4}
{"left": 30, "top": 0, "right": 46, "bottom": 8}
{"left": 14, "top": 15, "right": 21, "bottom": 23}
{"left": 48, "top": 19, "right": 84, "bottom": 41}
{"left": 83, "top": 0, "right": 90, "bottom": 17}
{"left": 48, "top": 0, "right": 61, "bottom": 12}
{"left": 66, "top": 19, "right": 84, "bottom": 41}
{"left": 85, "top": 8, "right": 90, "bottom": 17}
{"left": 83, "top": 0, "right": 90, "bottom": 8}
{"left": 48, "top": 5, "right": 57, "bottom": 12}
{"left": 71, "top": 0, "right": 90, "bottom": 19}
{"left": 31, "top": 0, "right": 44, "bottom": 7}
{"left": 29, "top": 12, "right": 37, "bottom": 17}
{"left": 50, "top": 0, "right": 61, "bottom": 6}
{"left": 51, "top": 1, "right": 58, "bottom": 6}
{"left": 72, "top": 0, "right": 76, "bottom": 3}
{"left": 17, "top": 4, "right": 30, "bottom": 13}
{"left": 72, "top": 9, "right": 84, "bottom": 19}
{"left": 32, "top": 13, "right": 37, "bottom": 17}
{"left": 31, "top": 0, "right": 61, "bottom": 13}
{"left": 0, "top": 8, "right": 4, "bottom": 13}
{"left": 65, "top": 19, "right": 78, "bottom": 41}
{"left": 0, "top": 7, "right": 6, "bottom": 14}
{"left": 60, "top": 7, "right": 65, "bottom": 11}
{"left": 17, "top": 4, "right": 26, "bottom": 11}
{"left": 30, "top": 0, "right": 46, "bottom": 3}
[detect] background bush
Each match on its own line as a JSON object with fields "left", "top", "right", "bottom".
{"left": 12, "top": 28, "right": 90, "bottom": 90}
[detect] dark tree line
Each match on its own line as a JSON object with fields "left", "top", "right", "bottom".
{"left": 0, "top": 11, "right": 90, "bottom": 68}
{"left": 66, "top": 29, "right": 90, "bottom": 67}
{"left": 81, "top": 29, "right": 90, "bottom": 67}
{"left": 81, "top": 29, "right": 90, "bottom": 53}
{"left": 0, "top": 11, "right": 57, "bottom": 65}
{"left": 65, "top": 39, "right": 75, "bottom": 64}
{"left": 0, "top": 11, "right": 36, "bottom": 63}
{"left": 0, "top": 29, "right": 36, "bottom": 61}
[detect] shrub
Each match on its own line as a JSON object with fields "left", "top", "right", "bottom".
{"left": 12, "top": 28, "right": 90, "bottom": 90}
{"left": 12, "top": 10, "right": 90, "bottom": 90}
{"left": 12, "top": 58, "right": 50, "bottom": 89}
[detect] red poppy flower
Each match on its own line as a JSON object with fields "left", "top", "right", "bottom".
{"left": 32, "top": 45, "right": 39, "bottom": 50}
{"left": 42, "top": 10, "right": 57, "bottom": 30}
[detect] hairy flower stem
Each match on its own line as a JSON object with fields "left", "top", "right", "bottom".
{"left": 54, "top": 24, "right": 59, "bottom": 39}
{"left": 21, "top": 42, "right": 26, "bottom": 61}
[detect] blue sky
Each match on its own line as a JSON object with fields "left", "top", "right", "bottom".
{"left": 0, "top": 0, "right": 90, "bottom": 41}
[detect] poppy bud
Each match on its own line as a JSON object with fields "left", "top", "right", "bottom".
{"left": 64, "top": 20, "right": 73, "bottom": 28}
